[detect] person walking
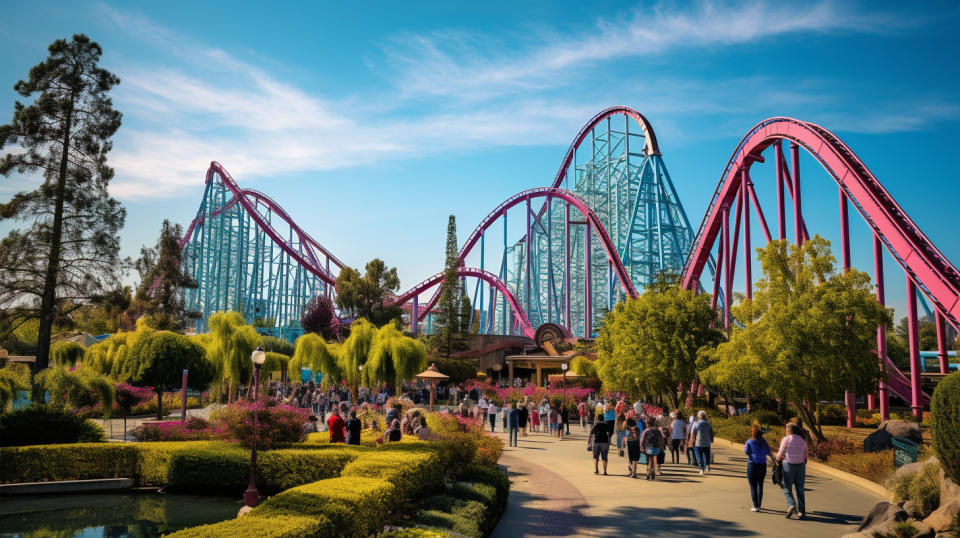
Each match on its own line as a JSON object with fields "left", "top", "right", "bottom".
{"left": 588, "top": 416, "right": 612, "bottom": 475}
{"left": 744, "top": 423, "right": 774, "bottom": 512}
{"left": 519, "top": 400, "right": 529, "bottom": 437}
{"left": 508, "top": 402, "right": 520, "bottom": 447}
{"left": 615, "top": 412, "right": 627, "bottom": 457}
{"left": 623, "top": 418, "right": 641, "bottom": 478}
{"left": 775, "top": 422, "right": 809, "bottom": 519}
{"left": 530, "top": 401, "right": 541, "bottom": 433}
{"left": 603, "top": 402, "right": 617, "bottom": 430}
{"left": 688, "top": 410, "right": 714, "bottom": 475}
{"left": 539, "top": 400, "right": 550, "bottom": 434}
{"left": 487, "top": 400, "right": 499, "bottom": 433}
{"left": 639, "top": 417, "right": 665, "bottom": 480}
{"left": 670, "top": 411, "right": 687, "bottom": 464}
{"left": 578, "top": 400, "right": 588, "bottom": 431}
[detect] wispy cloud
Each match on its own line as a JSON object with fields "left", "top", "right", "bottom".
{"left": 94, "top": 1, "right": 947, "bottom": 199}
{"left": 381, "top": 1, "right": 916, "bottom": 102}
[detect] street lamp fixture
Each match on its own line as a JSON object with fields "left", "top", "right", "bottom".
{"left": 244, "top": 346, "right": 266, "bottom": 507}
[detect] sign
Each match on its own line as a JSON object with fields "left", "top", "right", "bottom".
{"left": 892, "top": 437, "right": 919, "bottom": 468}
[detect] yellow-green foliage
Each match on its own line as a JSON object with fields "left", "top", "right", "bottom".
{"left": 83, "top": 330, "right": 133, "bottom": 379}
{"left": 0, "top": 443, "right": 140, "bottom": 483}
{"left": 50, "top": 341, "right": 85, "bottom": 366}
{"left": 263, "top": 351, "right": 290, "bottom": 381}
{"left": 365, "top": 323, "right": 427, "bottom": 387}
{"left": 255, "top": 476, "right": 397, "bottom": 537}
{"left": 569, "top": 356, "right": 597, "bottom": 378}
{"left": 0, "top": 363, "right": 31, "bottom": 412}
{"left": 35, "top": 365, "right": 116, "bottom": 417}
{"left": 341, "top": 446, "right": 443, "bottom": 499}
{"left": 888, "top": 460, "right": 942, "bottom": 518}
{"left": 382, "top": 530, "right": 451, "bottom": 538}
{"left": 205, "top": 311, "right": 261, "bottom": 400}
{"left": 289, "top": 332, "right": 341, "bottom": 386}
{"left": 166, "top": 514, "right": 332, "bottom": 538}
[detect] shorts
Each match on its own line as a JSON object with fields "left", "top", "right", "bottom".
{"left": 592, "top": 442, "right": 610, "bottom": 461}
{"left": 550, "top": 423, "right": 558, "bottom": 431}
{"left": 645, "top": 447, "right": 661, "bottom": 456}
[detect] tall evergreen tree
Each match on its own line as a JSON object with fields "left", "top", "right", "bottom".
{"left": 132, "top": 219, "right": 197, "bottom": 331}
{"left": 0, "top": 35, "right": 124, "bottom": 378}
{"left": 435, "top": 215, "right": 467, "bottom": 355}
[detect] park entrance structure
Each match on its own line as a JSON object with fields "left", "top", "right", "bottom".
{"left": 179, "top": 162, "right": 344, "bottom": 341}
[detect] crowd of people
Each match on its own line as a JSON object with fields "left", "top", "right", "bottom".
{"left": 461, "top": 392, "right": 810, "bottom": 520}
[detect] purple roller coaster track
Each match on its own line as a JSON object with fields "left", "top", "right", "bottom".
{"left": 178, "top": 107, "right": 958, "bottom": 424}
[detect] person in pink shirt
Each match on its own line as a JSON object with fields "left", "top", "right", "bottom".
{"left": 775, "top": 422, "right": 809, "bottom": 519}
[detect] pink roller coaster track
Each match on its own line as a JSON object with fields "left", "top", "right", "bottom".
{"left": 182, "top": 161, "right": 344, "bottom": 286}
{"left": 393, "top": 267, "right": 536, "bottom": 339}
{"left": 404, "top": 187, "right": 639, "bottom": 325}
{"left": 681, "top": 117, "right": 960, "bottom": 415}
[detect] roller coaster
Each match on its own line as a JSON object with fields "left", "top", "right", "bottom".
{"left": 179, "top": 106, "right": 959, "bottom": 421}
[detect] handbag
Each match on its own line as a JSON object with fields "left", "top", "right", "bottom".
{"left": 638, "top": 452, "right": 647, "bottom": 464}
{"left": 772, "top": 461, "right": 783, "bottom": 486}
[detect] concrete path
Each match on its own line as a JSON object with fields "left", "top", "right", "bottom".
{"left": 491, "top": 427, "right": 884, "bottom": 537}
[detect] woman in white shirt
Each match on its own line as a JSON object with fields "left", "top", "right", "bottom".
{"left": 670, "top": 411, "right": 688, "bottom": 464}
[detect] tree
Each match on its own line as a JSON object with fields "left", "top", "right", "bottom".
{"left": 334, "top": 259, "right": 401, "bottom": 326}
{"left": 699, "top": 237, "right": 891, "bottom": 441}
{"left": 301, "top": 295, "right": 339, "bottom": 340}
{"left": 131, "top": 220, "right": 197, "bottom": 331}
{"left": 50, "top": 341, "right": 85, "bottom": 366}
{"left": 363, "top": 323, "right": 427, "bottom": 388}
{"left": 127, "top": 331, "right": 213, "bottom": 419}
{"left": 70, "top": 285, "right": 133, "bottom": 334}
{"left": 0, "top": 35, "right": 125, "bottom": 380}
{"left": 595, "top": 273, "right": 723, "bottom": 409}
{"left": 260, "top": 335, "right": 295, "bottom": 357}
{"left": 203, "top": 311, "right": 261, "bottom": 403}
{"left": 434, "top": 215, "right": 469, "bottom": 355}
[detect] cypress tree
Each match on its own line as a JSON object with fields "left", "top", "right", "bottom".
{"left": 435, "top": 215, "right": 466, "bottom": 355}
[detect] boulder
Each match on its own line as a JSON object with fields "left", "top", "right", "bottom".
{"left": 923, "top": 470, "right": 960, "bottom": 533}
{"left": 856, "top": 501, "right": 909, "bottom": 532}
{"left": 237, "top": 505, "right": 254, "bottom": 518}
{"left": 864, "top": 426, "right": 894, "bottom": 453}
{"left": 881, "top": 420, "right": 923, "bottom": 444}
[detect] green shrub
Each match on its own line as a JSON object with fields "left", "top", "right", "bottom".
{"left": 890, "top": 520, "right": 919, "bottom": 537}
{"left": 931, "top": 371, "right": 960, "bottom": 485}
{"left": 255, "top": 477, "right": 396, "bottom": 537}
{"left": 341, "top": 448, "right": 443, "bottom": 499}
{"left": 0, "top": 404, "right": 105, "bottom": 446}
{"left": 459, "top": 464, "right": 509, "bottom": 514}
{"left": 816, "top": 403, "right": 847, "bottom": 426}
{"left": 0, "top": 443, "right": 140, "bottom": 483}
{"left": 166, "top": 514, "right": 332, "bottom": 538}
{"left": 416, "top": 508, "right": 482, "bottom": 537}
{"left": 888, "top": 460, "right": 942, "bottom": 519}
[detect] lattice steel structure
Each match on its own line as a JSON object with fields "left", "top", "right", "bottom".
{"left": 180, "top": 162, "right": 343, "bottom": 341}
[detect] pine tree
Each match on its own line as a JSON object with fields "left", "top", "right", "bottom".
{"left": 0, "top": 35, "right": 124, "bottom": 378}
{"left": 132, "top": 219, "right": 197, "bottom": 331}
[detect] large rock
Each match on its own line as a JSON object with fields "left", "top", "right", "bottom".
{"left": 882, "top": 420, "right": 923, "bottom": 444}
{"left": 856, "top": 501, "right": 909, "bottom": 533}
{"left": 864, "top": 425, "right": 894, "bottom": 453}
{"left": 923, "top": 470, "right": 960, "bottom": 533}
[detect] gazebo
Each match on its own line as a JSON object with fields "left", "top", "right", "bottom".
{"left": 415, "top": 363, "right": 450, "bottom": 411}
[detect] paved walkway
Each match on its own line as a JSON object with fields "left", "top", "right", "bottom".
{"left": 491, "top": 427, "right": 884, "bottom": 537}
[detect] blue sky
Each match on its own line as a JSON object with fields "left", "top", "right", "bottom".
{"left": 1, "top": 1, "right": 958, "bottom": 320}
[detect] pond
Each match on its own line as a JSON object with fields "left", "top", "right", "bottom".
{"left": 0, "top": 491, "right": 240, "bottom": 537}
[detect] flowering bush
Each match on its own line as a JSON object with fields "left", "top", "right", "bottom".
{"left": 809, "top": 436, "right": 859, "bottom": 462}
{"left": 129, "top": 417, "right": 217, "bottom": 442}
{"left": 75, "top": 390, "right": 201, "bottom": 419}
{"left": 211, "top": 398, "right": 307, "bottom": 449}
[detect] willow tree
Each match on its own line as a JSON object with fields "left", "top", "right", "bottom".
{"left": 289, "top": 332, "right": 341, "bottom": 388}
{"left": 0, "top": 363, "right": 31, "bottom": 413}
{"left": 364, "top": 323, "right": 427, "bottom": 389}
{"left": 699, "top": 237, "right": 890, "bottom": 441}
{"left": 205, "top": 311, "right": 260, "bottom": 402}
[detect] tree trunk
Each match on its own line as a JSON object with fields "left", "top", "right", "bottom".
{"left": 34, "top": 90, "right": 76, "bottom": 399}
{"left": 156, "top": 385, "right": 163, "bottom": 420}
{"left": 795, "top": 402, "right": 825, "bottom": 442}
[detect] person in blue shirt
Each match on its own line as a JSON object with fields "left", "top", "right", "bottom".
{"left": 744, "top": 423, "right": 775, "bottom": 512}
{"left": 508, "top": 402, "right": 521, "bottom": 447}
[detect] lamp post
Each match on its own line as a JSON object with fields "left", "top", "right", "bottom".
{"left": 244, "top": 346, "right": 266, "bottom": 507}
{"left": 561, "top": 363, "right": 568, "bottom": 401}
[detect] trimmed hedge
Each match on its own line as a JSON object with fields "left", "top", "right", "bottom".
{"left": 341, "top": 446, "right": 443, "bottom": 499}
{"left": 0, "top": 405, "right": 106, "bottom": 446}
{"left": 255, "top": 477, "right": 397, "bottom": 537}
{"left": 0, "top": 442, "right": 358, "bottom": 494}
{"left": 167, "top": 514, "right": 331, "bottom": 538}
{"left": 931, "top": 371, "right": 960, "bottom": 485}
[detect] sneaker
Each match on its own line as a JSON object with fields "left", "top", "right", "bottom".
{"left": 699, "top": 470, "right": 704, "bottom": 475}
{"left": 785, "top": 507, "right": 796, "bottom": 519}
{"left": 797, "top": 513, "right": 805, "bottom": 520}
{"left": 750, "top": 507, "right": 759, "bottom": 512}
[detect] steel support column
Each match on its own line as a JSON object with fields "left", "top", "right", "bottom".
{"left": 721, "top": 204, "right": 731, "bottom": 330}
{"left": 741, "top": 170, "right": 752, "bottom": 299}
{"left": 840, "top": 188, "right": 855, "bottom": 428}
{"left": 775, "top": 141, "right": 786, "bottom": 241}
{"left": 791, "top": 143, "right": 803, "bottom": 246}
{"left": 585, "top": 221, "right": 593, "bottom": 338}
{"left": 906, "top": 278, "right": 922, "bottom": 420}
{"left": 874, "top": 234, "right": 888, "bottom": 419}
{"left": 936, "top": 311, "right": 949, "bottom": 374}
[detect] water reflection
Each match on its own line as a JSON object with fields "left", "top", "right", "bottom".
{"left": 0, "top": 492, "right": 239, "bottom": 537}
